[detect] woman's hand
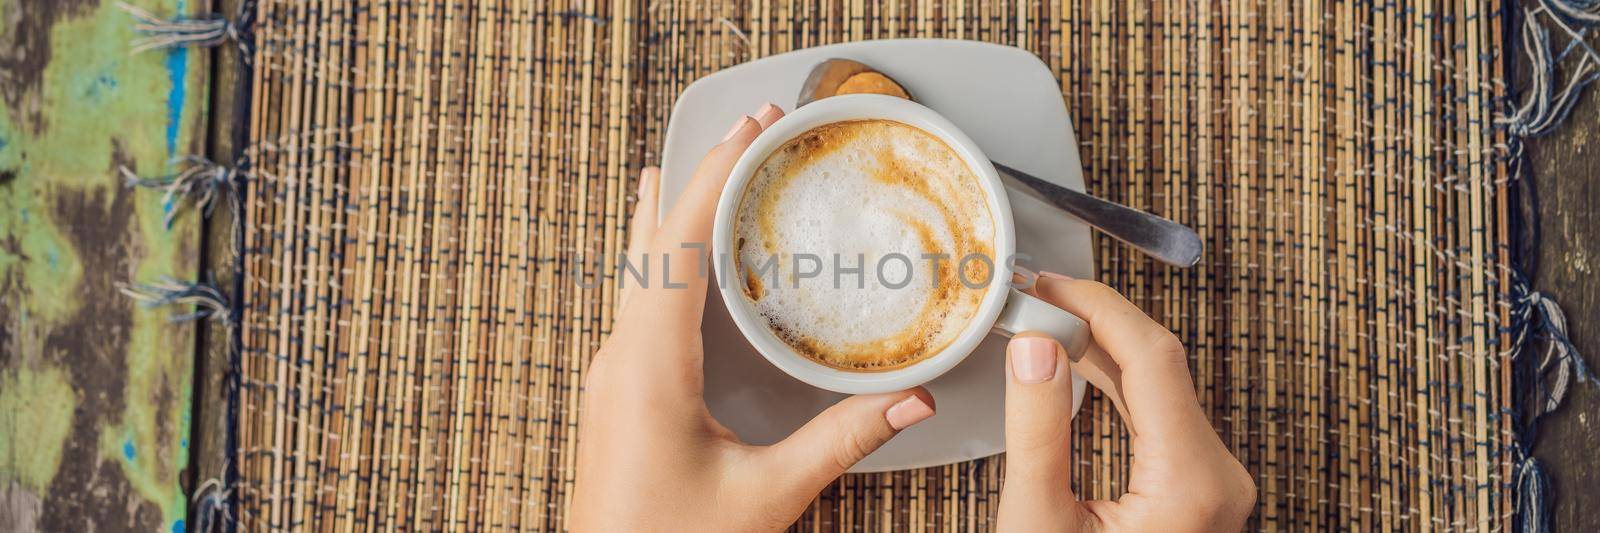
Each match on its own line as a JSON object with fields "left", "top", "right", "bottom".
{"left": 572, "top": 103, "right": 937, "bottom": 532}
{"left": 998, "top": 273, "right": 1257, "bottom": 532}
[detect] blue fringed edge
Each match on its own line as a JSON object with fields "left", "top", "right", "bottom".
{"left": 1502, "top": 2, "right": 1600, "bottom": 531}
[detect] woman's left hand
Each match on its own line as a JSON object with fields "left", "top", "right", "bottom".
{"left": 572, "top": 103, "right": 937, "bottom": 532}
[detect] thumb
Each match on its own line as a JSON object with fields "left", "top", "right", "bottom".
{"left": 999, "top": 334, "right": 1089, "bottom": 529}
{"left": 762, "top": 389, "right": 935, "bottom": 498}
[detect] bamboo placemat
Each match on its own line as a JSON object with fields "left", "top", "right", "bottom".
{"left": 234, "top": 0, "right": 1516, "bottom": 530}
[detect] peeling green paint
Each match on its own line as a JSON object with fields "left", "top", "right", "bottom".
{"left": 0, "top": 363, "right": 77, "bottom": 493}
{"left": 0, "top": 0, "right": 207, "bottom": 530}
{"left": 0, "top": 1, "right": 191, "bottom": 180}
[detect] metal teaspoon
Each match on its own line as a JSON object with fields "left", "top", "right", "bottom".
{"left": 797, "top": 58, "right": 1204, "bottom": 268}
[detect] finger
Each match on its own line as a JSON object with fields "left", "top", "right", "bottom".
{"left": 1020, "top": 283, "right": 1133, "bottom": 429}
{"left": 753, "top": 102, "right": 785, "bottom": 129}
{"left": 1070, "top": 342, "right": 1133, "bottom": 429}
{"left": 656, "top": 105, "right": 774, "bottom": 247}
{"left": 1030, "top": 273, "right": 1207, "bottom": 441}
{"left": 1001, "top": 334, "right": 1077, "bottom": 492}
{"left": 625, "top": 167, "right": 662, "bottom": 259}
{"left": 619, "top": 167, "right": 661, "bottom": 310}
{"left": 998, "top": 334, "right": 1096, "bottom": 531}
{"left": 608, "top": 108, "right": 770, "bottom": 386}
{"left": 629, "top": 110, "right": 766, "bottom": 320}
{"left": 761, "top": 388, "right": 934, "bottom": 500}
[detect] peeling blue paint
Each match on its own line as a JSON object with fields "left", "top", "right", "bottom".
{"left": 122, "top": 440, "right": 137, "bottom": 461}
{"left": 164, "top": 47, "right": 188, "bottom": 156}
{"left": 81, "top": 70, "right": 119, "bottom": 103}
{"left": 162, "top": 0, "right": 191, "bottom": 156}
{"left": 161, "top": 0, "right": 191, "bottom": 156}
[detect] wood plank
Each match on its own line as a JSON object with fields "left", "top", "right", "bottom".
{"left": 190, "top": 0, "right": 246, "bottom": 527}
{"left": 1525, "top": 70, "right": 1600, "bottom": 533}
{"left": 0, "top": 0, "right": 210, "bottom": 531}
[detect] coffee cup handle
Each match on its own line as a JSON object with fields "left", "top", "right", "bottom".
{"left": 991, "top": 288, "right": 1091, "bottom": 360}
{"left": 992, "top": 289, "right": 1130, "bottom": 424}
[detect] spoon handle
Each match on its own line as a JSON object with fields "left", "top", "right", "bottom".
{"left": 994, "top": 162, "right": 1204, "bottom": 268}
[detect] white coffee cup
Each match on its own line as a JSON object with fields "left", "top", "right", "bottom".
{"left": 712, "top": 95, "right": 1091, "bottom": 395}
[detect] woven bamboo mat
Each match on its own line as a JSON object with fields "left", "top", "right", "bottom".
{"left": 234, "top": 0, "right": 1516, "bottom": 530}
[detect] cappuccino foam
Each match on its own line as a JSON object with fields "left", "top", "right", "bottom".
{"left": 733, "top": 120, "right": 994, "bottom": 371}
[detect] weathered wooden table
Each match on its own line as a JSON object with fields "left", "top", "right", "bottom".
{"left": 1524, "top": 75, "right": 1600, "bottom": 532}
{"left": 0, "top": 0, "right": 214, "bottom": 531}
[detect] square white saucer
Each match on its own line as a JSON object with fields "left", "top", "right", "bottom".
{"left": 658, "top": 39, "right": 1094, "bottom": 472}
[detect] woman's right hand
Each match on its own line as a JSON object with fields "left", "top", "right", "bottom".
{"left": 997, "top": 273, "right": 1257, "bottom": 532}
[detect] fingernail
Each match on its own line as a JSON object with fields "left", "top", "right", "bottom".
{"left": 721, "top": 115, "right": 754, "bottom": 142}
{"left": 1010, "top": 265, "right": 1038, "bottom": 289}
{"left": 1009, "top": 337, "right": 1059, "bottom": 384}
{"left": 1039, "top": 271, "right": 1074, "bottom": 281}
{"left": 754, "top": 102, "right": 782, "bottom": 123}
{"left": 885, "top": 395, "right": 935, "bottom": 430}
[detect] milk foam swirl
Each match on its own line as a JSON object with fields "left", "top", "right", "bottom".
{"left": 733, "top": 120, "right": 993, "bottom": 371}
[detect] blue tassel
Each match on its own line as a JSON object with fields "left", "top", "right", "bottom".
{"left": 190, "top": 475, "right": 234, "bottom": 533}
{"left": 121, "top": 155, "right": 243, "bottom": 230}
{"left": 1498, "top": 6, "right": 1600, "bottom": 142}
{"left": 1516, "top": 455, "right": 1552, "bottom": 533}
{"left": 119, "top": 277, "right": 232, "bottom": 325}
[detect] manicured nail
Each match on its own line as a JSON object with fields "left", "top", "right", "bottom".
{"left": 1009, "top": 337, "right": 1059, "bottom": 384}
{"left": 721, "top": 115, "right": 754, "bottom": 142}
{"left": 1038, "top": 271, "right": 1074, "bottom": 281}
{"left": 1010, "top": 265, "right": 1038, "bottom": 289}
{"left": 885, "top": 395, "right": 935, "bottom": 430}
{"left": 754, "top": 102, "right": 783, "bottom": 123}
